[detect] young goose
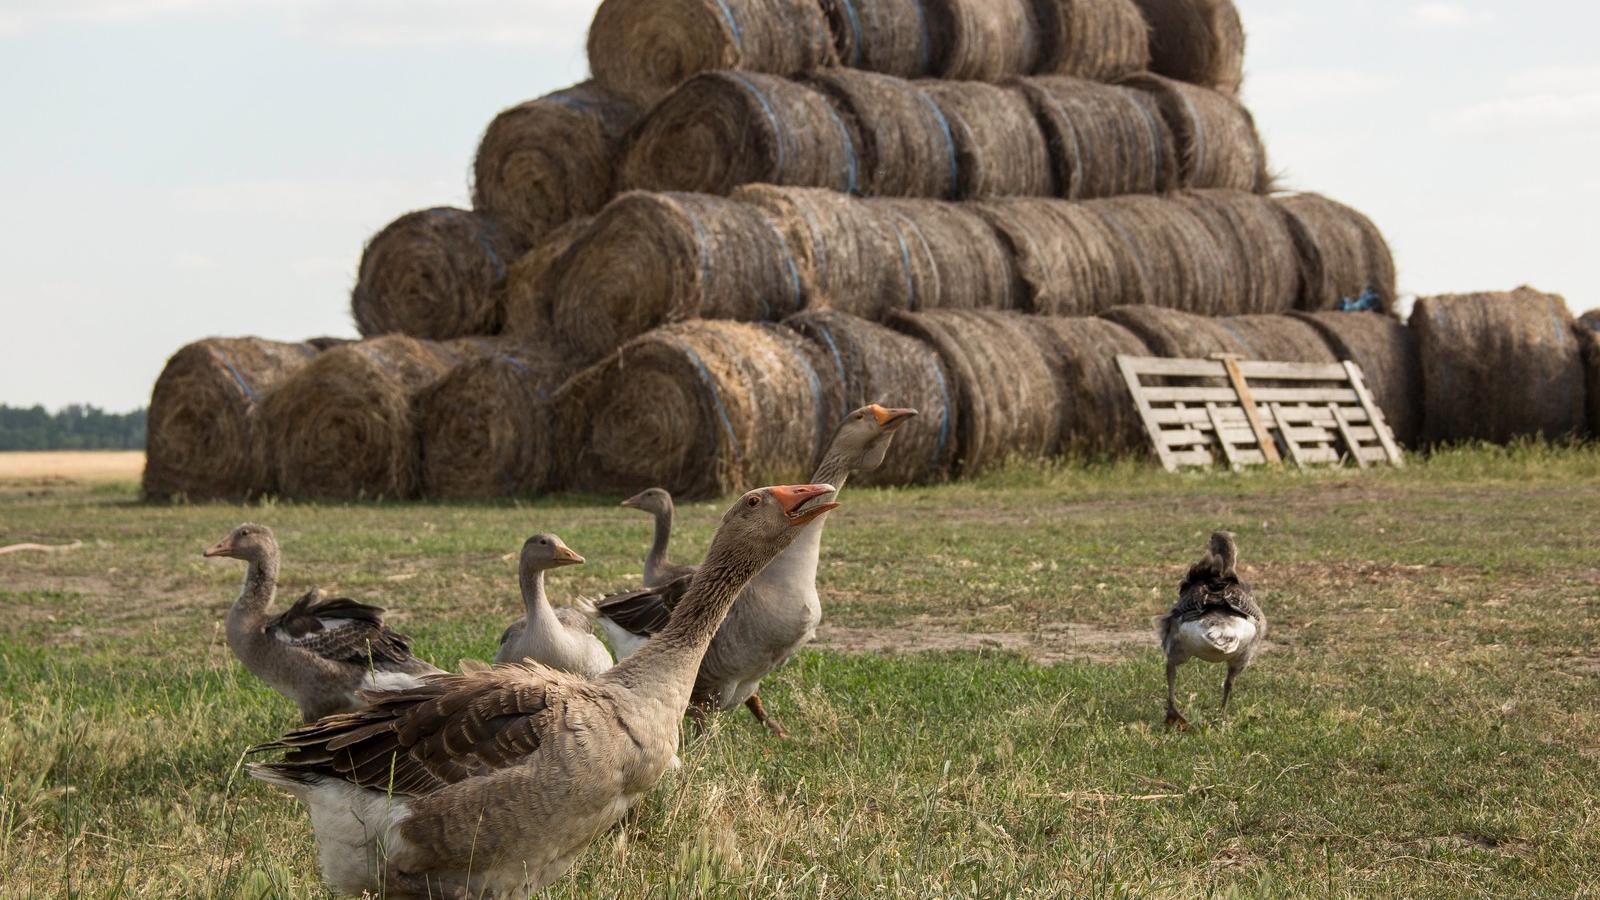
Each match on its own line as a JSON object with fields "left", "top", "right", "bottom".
{"left": 621, "top": 487, "right": 698, "bottom": 587}
{"left": 204, "top": 523, "right": 440, "bottom": 722}
{"left": 1158, "top": 531, "right": 1266, "bottom": 730}
{"left": 493, "top": 533, "right": 612, "bottom": 676}
{"left": 596, "top": 404, "right": 917, "bottom": 736}
{"left": 247, "top": 484, "right": 839, "bottom": 899}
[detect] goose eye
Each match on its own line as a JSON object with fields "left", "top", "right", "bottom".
{"left": 746, "top": 496, "right": 760, "bottom": 508}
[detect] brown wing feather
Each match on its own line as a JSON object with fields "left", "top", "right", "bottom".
{"left": 267, "top": 589, "right": 418, "bottom": 668}
{"left": 594, "top": 574, "right": 692, "bottom": 637}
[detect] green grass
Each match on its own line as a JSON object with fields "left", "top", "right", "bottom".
{"left": 2, "top": 444, "right": 1599, "bottom": 897}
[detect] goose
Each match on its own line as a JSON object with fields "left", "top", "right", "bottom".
{"left": 621, "top": 487, "right": 698, "bottom": 587}
{"left": 1158, "top": 531, "right": 1266, "bottom": 730}
{"left": 204, "top": 523, "right": 440, "bottom": 722}
{"left": 247, "top": 483, "right": 840, "bottom": 899}
{"left": 493, "top": 533, "right": 612, "bottom": 676}
{"left": 595, "top": 404, "right": 917, "bottom": 737}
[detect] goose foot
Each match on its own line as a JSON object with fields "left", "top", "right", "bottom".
{"left": 744, "top": 694, "right": 788, "bottom": 739}
{"left": 1165, "top": 709, "right": 1190, "bottom": 731}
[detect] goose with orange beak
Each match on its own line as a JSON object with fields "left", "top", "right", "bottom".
{"left": 595, "top": 404, "right": 915, "bottom": 737}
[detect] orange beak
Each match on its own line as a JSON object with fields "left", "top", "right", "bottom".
{"left": 553, "top": 545, "right": 585, "bottom": 566}
{"left": 770, "top": 483, "right": 840, "bottom": 527}
{"left": 869, "top": 405, "right": 919, "bottom": 432}
{"left": 203, "top": 537, "right": 232, "bottom": 558}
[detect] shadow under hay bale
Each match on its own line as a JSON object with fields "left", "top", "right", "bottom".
{"left": 554, "top": 320, "right": 842, "bottom": 498}
{"left": 1036, "top": 0, "right": 1151, "bottom": 81}
{"left": 619, "top": 72, "right": 860, "bottom": 197}
{"left": 973, "top": 199, "right": 1127, "bottom": 316}
{"left": 1125, "top": 74, "right": 1266, "bottom": 193}
{"left": 549, "top": 192, "right": 804, "bottom": 363}
{"left": 808, "top": 69, "right": 958, "bottom": 198}
{"left": 920, "top": 81, "right": 1054, "bottom": 198}
{"left": 350, "top": 208, "right": 523, "bottom": 341}
{"left": 1177, "top": 190, "right": 1301, "bottom": 314}
{"left": 257, "top": 336, "right": 470, "bottom": 500}
{"left": 143, "top": 338, "right": 320, "bottom": 501}
{"left": 502, "top": 217, "right": 594, "bottom": 340}
{"left": 924, "top": 0, "right": 1043, "bottom": 80}
{"left": 1293, "top": 310, "right": 1423, "bottom": 447}
{"left": 1014, "top": 75, "right": 1177, "bottom": 200}
{"left": 888, "top": 310, "right": 1059, "bottom": 474}
{"left": 819, "top": 0, "right": 937, "bottom": 77}
{"left": 417, "top": 340, "right": 572, "bottom": 499}
{"left": 785, "top": 310, "right": 959, "bottom": 483}
{"left": 588, "top": 0, "right": 835, "bottom": 104}
{"left": 1274, "top": 193, "right": 1397, "bottom": 314}
{"left": 472, "top": 83, "right": 639, "bottom": 248}
{"left": 1131, "top": 0, "right": 1246, "bottom": 95}
{"left": 1022, "top": 316, "right": 1151, "bottom": 457}
{"left": 1412, "top": 288, "right": 1587, "bottom": 445}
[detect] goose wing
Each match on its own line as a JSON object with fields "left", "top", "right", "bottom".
{"left": 267, "top": 589, "right": 418, "bottom": 668}
{"left": 592, "top": 573, "right": 693, "bottom": 639}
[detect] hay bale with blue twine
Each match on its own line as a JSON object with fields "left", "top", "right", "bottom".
{"left": 973, "top": 199, "right": 1129, "bottom": 315}
{"left": 818, "top": 0, "right": 938, "bottom": 77}
{"left": 1412, "top": 288, "right": 1587, "bottom": 445}
{"left": 472, "top": 82, "right": 640, "bottom": 248}
{"left": 785, "top": 309, "right": 959, "bottom": 483}
{"left": 1273, "top": 192, "right": 1396, "bottom": 314}
{"left": 888, "top": 310, "right": 1060, "bottom": 474}
{"left": 350, "top": 207, "right": 523, "bottom": 341}
{"left": 1293, "top": 310, "right": 1424, "bottom": 447}
{"left": 619, "top": 72, "right": 862, "bottom": 197}
{"left": 553, "top": 320, "right": 844, "bottom": 498}
{"left": 257, "top": 335, "right": 478, "bottom": 500}
{"left": 1035, "top": 0, "right": 1151, "bottom": 83}
{"left": 549, "top": 192, "right": 806, "bottom": 363}
{"left": 923, "top": 0, "right": 1044, "bottom": 80}
{"left": 920, "top": 81, "right": 1055, "bottom": 198}
{"left": 1021, "top": 315, "right": 1152, "bottom": 458}
{"left": 417, "top": 339, "right": 573, "bottom": 499}
{"left": 1130, "top": 0, "right": 1246, "bottom": 95}
{"left": 502, "top": 216, "right": 594, "bottom": 341}
{"left": 1176, "top": 190, "right": 1301, "bottom": 314}
{"left": 143, "top": 338, "right": 321, "bottom": 501}
{"left": 807, "top": 69, "right": 959, "bottom": 198}
{"left": 1124, "top": 74, "right": 1268, "bottom": 193}
{"left": 588, "top": 0, "right": 836, "bottom": 104}
{"left": 1013, "top": 75, "right": 1177, "bottom": 200}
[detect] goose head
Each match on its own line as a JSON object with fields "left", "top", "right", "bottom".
{"left": 520, "top": 533, "right": 585, "bottom": 573}
{"left": 620, "top": 487, "right": 672, "bottom": 516}
{"left": 709, "top": 484, "right": 839, "bottom": 566}
{"left": 204, "top": 523, "right": 278, "bottom": 563}
{"left": 828, "top": 404, "right": 918, "bottom": 472}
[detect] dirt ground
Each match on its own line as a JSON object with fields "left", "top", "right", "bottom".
{"left": 0, "top": 451, "right": 144, "bottom": 482}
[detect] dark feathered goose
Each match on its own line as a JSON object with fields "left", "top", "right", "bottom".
{"left": 1157, "top": 531, "right": 1266, "bottom": 730}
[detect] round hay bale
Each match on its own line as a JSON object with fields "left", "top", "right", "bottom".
{"left": 257, "top": 336, "right": 467, "bottom": 500}
{"left": 417, "top": 340, "right": 572, "bottom": 499}
{"left": 1212, "top": 315, "right": 1337, "bottom": 365}
{"left": 350, "top": 208, "right": 523, "bottom": 341}
{"left": 471, "top": 82, "right": 640, "bottom": 248}
{"left": 1131, "top": 0, "right": 1245, "bottom": 95}
{"left": 1293, "top": 310, "right": 1423, "bottom": 447}
{"left": 887, "top": 310, "right": 1059, "bottom": 473}
{"left": 877, "top": 198, "right": 1023, "bottom": 312}
{"left": 785, "top": 309, "right": 959, "bottom": 482}
{"left": 1274, "top": 193, "right": 1397, "bottom": 314}
{"left": 619, "top": 72, "right": 861, "bottom": 197}
{"left": 554, "top": 321, "right": 843, "bottom": 498}
{"left": 502, "top": 216, "right": 594, "bottom": 340}
{"left": 973, "top": 199, "right": 1127, "bottom": 316}
{"left": 819, "top": 0, "right": 937, "bottom": 77}
{"left": 1575, "top": 324, "right": 1600, "bottom": 438}
{"left": 1125, "top": 74, "right": 1266, "bottom": 192}
{"left": 587, "top": 0, "right": 835, "bottom": 104}
{"left": 808, "top": 69, "right": 958, "bottom": 198}
{"left": 923, "top": 0, "right": 1044, "bottom": 80}
{"left": 1412, "top": 288, "right": 1586, "bottom": 445}
{"left": 1580, "top": 309, "right": 1600, "bottom": 332}
{"left": 1100, "top": 304, "right": 1253, "bottom": 359}
{"left": 1089, "top": 194, "right": 1237, "bottom": 314}
{"left": 1036, "top": 0, "right": 1151, "bottom": 81}
{"left": 1176, "top": 190, "right": 1301, "bottom": 314}
{"left": 143, "top": 338, "right": 319, "bottom": 501}
{"left": 549, "top": 192, "right": 804, "bottom": 363}
{"left": 1014, "top": 76, "right": 1177, "bottom": 200}
{"left": 1022, "top": 316, "right": 1151, "bottom": 457}
{"left": 920, "top": 81, "right": 1054, "bottom": 198}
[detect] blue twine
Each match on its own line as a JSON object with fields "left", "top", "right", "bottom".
{"left": 496, "top": 353, "right": 529, "bottom": 374}
{"left": 1339, "top": 287, "right": 1381, "bottom": 313}
{"left": 928, "top": 358, "right": 952, "bottom": 466}
{"left": 916, "top": 88, "right": 961, "bottom": 200}
{"left": 1177, "top": 90, "right": 1207, "bottom": 182}
{"left": 911, "top": 0, "right": 932, "bottom": 73}
{"left": 812, "top": 322, "right": 850, "bottom": 391}
{"left": 677, "top": 199, "right": 714, "bottom": 300}
{"left": 710, "top": 0, "right": 744, "bottom": 53}
{"left": 727, "top": 72, "right": 786, "bottom": 176}
{"left": 892, "top": 212, "right": 938, "bottom": 310}
{"left": 835, "top": 0, "right": 864, "bottom": 66}
{"left": 545, "top": 93, "right": 591, "bottom": 113}
{"left": 667, "top": 336, "right": 741, "bottom": 461}
{"left": 824, "top": 104, "right": 862, "bottom": 195}
{"left": 759, "top": 217, "right": 804, "bottom": 317}
{"left": 886, "top": 216, "right": 918, "bottom": 310}
{"left": 215, "top": 349, "right": 257, "bottom": 402}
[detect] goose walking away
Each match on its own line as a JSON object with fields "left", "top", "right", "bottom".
{"left": 595, "top": 404, "right": 917, "bottom": 736}
{"left": 621, "top": 487, "right": 697, "bottom": 587}
{"left": 247, "top": 484, "right": 839, "bottom": 899}
{"left": 1158, "top": 531, "right": 1266, "bottom": 730}
{"left": 493, "top": 533, "right": 612, "bottom": 676}
{"left": 204, "top": 523, "right": 440, "bottom": 722}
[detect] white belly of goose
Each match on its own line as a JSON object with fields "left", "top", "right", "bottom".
{"left": 1177, "top": 616, "right": 1257, "bottom": 663}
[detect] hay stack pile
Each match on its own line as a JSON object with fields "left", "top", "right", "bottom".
{"left": 142, "top": 1, "right": 1591, "bottom": 501}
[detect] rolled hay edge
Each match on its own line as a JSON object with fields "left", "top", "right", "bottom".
{"left": 351, "top": 207, "right": 524, "bottom": 341}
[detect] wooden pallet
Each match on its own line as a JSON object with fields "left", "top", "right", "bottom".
{"left": 1116, "top": 355, "right": 1405, "bottom": 473}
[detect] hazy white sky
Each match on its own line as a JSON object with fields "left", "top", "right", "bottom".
{"left": 1, "top": 0, "right": 1595, "bottom": 411}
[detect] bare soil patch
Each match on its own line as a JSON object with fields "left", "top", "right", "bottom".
{"left": 814, "top": 619, "right": 1154, "bottom": 664}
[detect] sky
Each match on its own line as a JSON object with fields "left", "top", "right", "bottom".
{"left": 1, "top": 0, "right": 1595, "bottom": 412}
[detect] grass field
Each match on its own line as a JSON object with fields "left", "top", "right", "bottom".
{"left": 2, "top": 445, "right": 1599, "bottom": 898}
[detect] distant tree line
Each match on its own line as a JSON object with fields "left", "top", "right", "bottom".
{"left": 0, "top": 404, "right": 147, "bottom": 451}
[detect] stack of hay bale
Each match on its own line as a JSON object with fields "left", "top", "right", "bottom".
{"left": 143, "top": 0, "right": 1593, "bottom": 502}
